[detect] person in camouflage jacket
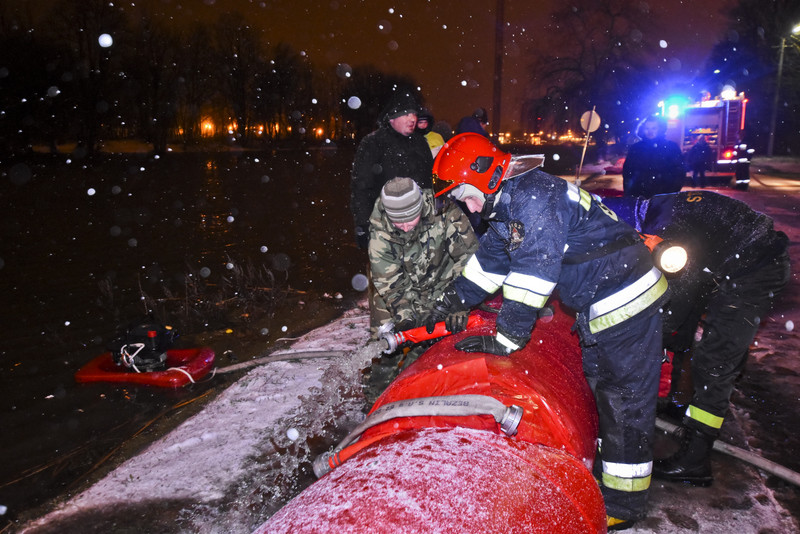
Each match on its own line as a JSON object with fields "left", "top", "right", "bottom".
{"left": 368, "top": 178, "right": 478, "bottom": 334}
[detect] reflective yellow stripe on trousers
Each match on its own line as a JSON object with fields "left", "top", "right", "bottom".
{"left": 602, "top": 460, "right": 652, "bottom": 493}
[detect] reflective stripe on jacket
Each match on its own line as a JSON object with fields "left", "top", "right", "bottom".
{"left": 456, "top": 169, "right": 666, "bottom": 339}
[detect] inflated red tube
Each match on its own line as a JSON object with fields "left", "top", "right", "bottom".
{"left": 256, "top": 301, "right": 605, "bottom": 533}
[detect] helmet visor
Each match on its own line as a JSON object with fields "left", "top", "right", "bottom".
{"left": 432, "top": 172, "right": 457, "bottom": 197}
{"left": 506, "top": 154, "right": 546, "bottom": 179}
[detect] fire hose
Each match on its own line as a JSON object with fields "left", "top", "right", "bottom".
{"left": 656, "top": 417, "right": 800, "bottom": 488}
{"left": 313, "top": 394, "right": 524, "bottom": 478}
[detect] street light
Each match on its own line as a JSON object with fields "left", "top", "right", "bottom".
{"left": 767, "top": 22, "right": 800, "bottom": 157}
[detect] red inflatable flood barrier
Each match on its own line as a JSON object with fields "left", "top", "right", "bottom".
{"left": 74, "top": 347, "right": 216, "bottom": 388}
{"left": 257, "top": 302, "right": 605, "bottom": 533}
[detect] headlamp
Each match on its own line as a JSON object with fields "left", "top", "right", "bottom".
{"left": 654, "top": 242, "right": 688, "bottom": 274}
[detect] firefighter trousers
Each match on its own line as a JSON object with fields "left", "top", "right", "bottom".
{"left": 582, "top": 309, "right": 663, "bottom": 521}
{"left": 686, "top": 251, "right": 791, "bottom": 436}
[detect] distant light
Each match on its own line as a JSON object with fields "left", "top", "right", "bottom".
{"left": 792, "top": 24, "right": 800, "bottom": 35}
{"left": 98, "top": 33, "right": 113, "bottom": 48}
{"left": 713, "top": 69, "right": 721, "bottom": 74}
{"left": 461, "top": 80, "right": 467, "bottom": 86}
{"left": 87, "top": 188, "right": 96, "bottom": 196}
{"left": 667, "top": 104, "right": 680, "bottom": 119}
{"left": 659, "top": 40, "right": 668, "bottom": 48}
{"left": 720, "top": 85, "right": 737, "bottom": 100}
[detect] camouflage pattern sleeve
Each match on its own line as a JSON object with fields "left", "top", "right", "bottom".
{"left": 368, "top": 207, "right": 423, "bottom": 326}
{"left": 443, "top": 201, "right": 479, "bottom": 273}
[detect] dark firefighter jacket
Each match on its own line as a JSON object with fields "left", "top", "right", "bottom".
{"left": 455, "top": 169, "right": 668, "bottom": 343}
{"left": 602, "top": 190, "right": 789, "bottom": 350}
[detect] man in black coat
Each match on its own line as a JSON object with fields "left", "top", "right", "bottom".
{"left": 602, "top": 191, "right": 790, "bottom": 487}
{"left": 350, "top": 91, "right": 434, "bottom": 249}
{"left": 622, "top": 115, "right": 685, "bottom": 198}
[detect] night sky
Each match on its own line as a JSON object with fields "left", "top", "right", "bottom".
{"left": 30, "top": 0, "right": 735, "bottom": 131}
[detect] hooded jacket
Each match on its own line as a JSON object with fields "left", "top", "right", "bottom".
{"left": 350, "top": 92, "right": 434, "bottom": 231}
{"left": 369, "top": 191, "right": 478, "bottom": 326}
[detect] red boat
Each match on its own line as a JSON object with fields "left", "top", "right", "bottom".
{"left": 74, "top": 347, "right": 216, "bottom": 388}
{"left": 256, "top": 302, "right": 605, "bottom": 533}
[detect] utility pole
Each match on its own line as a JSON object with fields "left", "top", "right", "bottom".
{"left": 491, "top": 0, "right": 504, "bottom": 139}
{"left": 766, "top": 37, "right": 785, "bottom": 157}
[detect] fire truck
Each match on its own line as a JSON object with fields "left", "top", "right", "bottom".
{"left": 662, "top": 91, "right": 753, "bottom": 190}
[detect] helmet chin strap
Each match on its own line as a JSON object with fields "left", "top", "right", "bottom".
{"left": 480, "top": 192, "right": 496, "bottom": 219}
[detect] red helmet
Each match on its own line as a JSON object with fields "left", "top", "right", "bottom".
{"left": 432, "top": 133, "right": 512, "bottom": 198}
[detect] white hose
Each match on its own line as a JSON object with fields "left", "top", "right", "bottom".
{"left": 215, "top": 350, "right": 348, "bottom": 374}
{"left": 313, "top": 394, "right": 523, "bottom": 478}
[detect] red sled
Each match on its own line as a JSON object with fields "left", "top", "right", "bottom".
{"left": 74, "top": 347, "right": 216, "bottom": 388}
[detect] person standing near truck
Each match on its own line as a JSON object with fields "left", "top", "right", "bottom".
{"left": 623, "top": 115, "right": 685, "bottom": 198}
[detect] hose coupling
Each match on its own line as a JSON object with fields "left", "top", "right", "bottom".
{"left": 499, "top": 404, "right": 523, "bottom": 436}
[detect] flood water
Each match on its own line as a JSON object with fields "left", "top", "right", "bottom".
{"left": 0, "top": 145, "right": 372, "bottom": 520}
{"left": 0, "top": 140, "right": 583, "bottom": 523}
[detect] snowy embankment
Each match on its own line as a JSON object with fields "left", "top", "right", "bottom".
{"left": 20, "top": 304, "right": 379, "bottom": 534}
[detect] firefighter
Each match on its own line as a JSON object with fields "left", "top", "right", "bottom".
{"left": 426, "top": 133, "right": 669, "bottom": 530}
{"left": 602, "top": 191, "right": 790, "bottom": 486}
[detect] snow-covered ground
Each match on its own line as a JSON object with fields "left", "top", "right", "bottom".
{"left": 16, "top": 162, "right": 800, "bottom": 534}
{"left": 19, "top": 305, "right": 381, "bottom": 533}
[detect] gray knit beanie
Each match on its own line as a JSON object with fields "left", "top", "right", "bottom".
{"left": 381, "top": 177, "right": 423, "bottom": 223}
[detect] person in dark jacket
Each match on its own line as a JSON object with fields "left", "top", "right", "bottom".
{"left": 455, "top": 107, "right": 490, "bottom": 137}
{"left": 427, "top": 133, "right": 669, "bottom": 530}
{"left": 685, "top": 135, "right": 713, "bottom": 187}
{"left": 622, "top": 115, "right": 685, "bottom": 198}
{"left": 602, "top": 191, "right": 791, "bottom": 487}
{"left": 350, "top": 91, "right": 434, "bottom": 249}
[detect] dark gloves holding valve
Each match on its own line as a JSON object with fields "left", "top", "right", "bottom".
{"left": 455, "top": 329, "right": 529, "bottom": 357}
{"left": 424, "top": 284, "right": 469, "bottom": 334}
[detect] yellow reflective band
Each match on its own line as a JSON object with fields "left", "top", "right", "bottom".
{"left": 601, "top": 473, "right": 651, "bottom": 493}
{"left": 503, "top": 272, "right": 555, "bottom": 307}
{"left": 590, "top": 267, "right": 663, "bottom": 319}
{"left": 566, "top": 183, "right": 593, "bottom": 211}
{"left": 463, "top": 255, "right": 505, "bottom": 294}
{"left": 687, "top": 405, "right": 724, "bottom": 430}
{"left": 506, "top": 271, "right": 557, "bottom": 295}
{"left": 503, "top": 285, "right": 549, "bottom": 308}
{"left": 579, "top": 188, "right": 592, "bottom": 211}
{"left": 589, "top": 270, "right": 668, "bottom": 334}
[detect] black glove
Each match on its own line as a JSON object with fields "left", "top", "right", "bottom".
{"left": 455, "top": 331, "right": 529, "bottom": 356}
{"left": 445, "top": 310, "right": 469, "bottom": 334}
{"left": 393, "top": 318, "right": 416, "bottom": 332}
{"left": 424, "top": 284, "right": 468, "bottom": 334}
{"left": 355, "top": 225, "right": 369, "bottom": 249}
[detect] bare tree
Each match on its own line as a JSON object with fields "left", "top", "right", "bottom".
{"left": 523, "top": 0, "right": 659, "bottom": 141}
{"left": 214, "top": 13, "right": 264, "bottom": 147}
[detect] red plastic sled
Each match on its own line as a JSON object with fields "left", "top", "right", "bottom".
{"left": 74, "top": 347, "right": 216, "bottom": 388}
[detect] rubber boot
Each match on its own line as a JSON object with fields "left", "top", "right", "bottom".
{"left": 653, "top": 427, "right": 714, "bottom": 486}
